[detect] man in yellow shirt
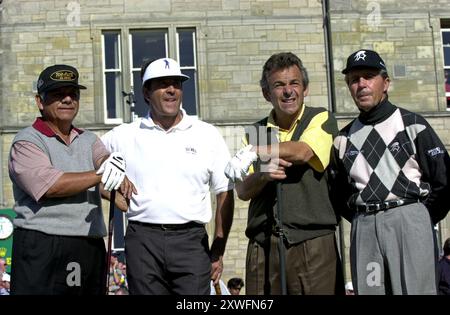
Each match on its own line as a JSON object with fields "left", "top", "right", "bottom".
{"left": 225, "top": 52, "right": 344, "bottom": 295}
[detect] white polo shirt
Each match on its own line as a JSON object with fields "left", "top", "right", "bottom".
{"left": 101, "top": 109, "right": 234, "bottom": 224}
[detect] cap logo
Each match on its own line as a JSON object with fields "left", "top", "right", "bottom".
{"left": 164, "top": 59, "right": 170, "bottom": 69}
{"left": 50, "top": 70, "right": 76, "bottom": 82}
{"left": 354, "top": 50, "right": 367, "bottom": 62}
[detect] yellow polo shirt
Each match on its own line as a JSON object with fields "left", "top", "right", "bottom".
{"left": 244, "top": 106, "right": 333, "bottom": 174}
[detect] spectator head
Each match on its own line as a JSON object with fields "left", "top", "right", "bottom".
{"left": 227, "top": 277, "right": 244, "bottom": 295}
{"left": 115, "top": 287, "right": 129, "bottom": 295}
{"left": 345, "top": 281, "right": 354, "bottom": 295}
{"left": 0, "top": 258, "right": 6, "bottom": 273}
{"left": 444, "top": 238, "right": 450, "bottom": 256}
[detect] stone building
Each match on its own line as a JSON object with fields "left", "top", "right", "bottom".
{"left": 1, "top": 0, "right": 449, "bottom": 287}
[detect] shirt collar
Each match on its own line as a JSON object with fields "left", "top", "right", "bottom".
{"left": 267, "top": 105, "right": 305, "bottom": 132}
{"left": 357, "top": 97, "right": 396, "bottom": 125}
{"left": 32, "top": 117, "right": 83, "bottom": 142}
{"left": 140, "top": 108, "right": 193, "bottom": 132}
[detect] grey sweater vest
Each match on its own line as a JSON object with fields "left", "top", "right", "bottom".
{"left": 10, "top": 126, "right": 106, "bottom": 237}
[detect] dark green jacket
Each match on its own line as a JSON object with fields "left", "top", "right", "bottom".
{"left": 245, "top": 106, "right": 340, "bottom": 246}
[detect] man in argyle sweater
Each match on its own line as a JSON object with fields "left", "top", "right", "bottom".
{"left": 332, "top": 49, "right": 450, "bottom": 295}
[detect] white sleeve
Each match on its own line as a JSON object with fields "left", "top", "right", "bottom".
{"left": 101, "top": 128, "right": 118, "bottom": 153}
{"left": 209, "top": 128, "right": 234, "bottom": 194}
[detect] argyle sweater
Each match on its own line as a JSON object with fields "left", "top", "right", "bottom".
{"left": 331, "top": 98, "right": 450, "bottom": 224}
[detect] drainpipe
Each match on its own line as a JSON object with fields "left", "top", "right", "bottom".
{"left": 0, "top": 133, "right": 4, "bottom": 207}
{"left": 428, "top": 12, "right": 441, "bottom": 110}
{"left": 322, "top": 0, "right": 347, "bottom": 281}
{"left": 322, "top": 0, "right": 336, "bottom": 113}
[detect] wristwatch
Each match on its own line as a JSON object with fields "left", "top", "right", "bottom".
{"left": 0, "top": 215, "right": 14, "bottom": 240}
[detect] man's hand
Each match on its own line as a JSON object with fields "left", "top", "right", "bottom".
{"left": 261, "top": 157, "right": 292, "bottom": 182}
{"left": 224, "top": 145, "right": 258, "bottom": 182}
{"left": 210, "top": 256, "right": 224, "bottom": 285}
{"left": 100, "top": 175, "right": 138, "bottom": 212}
{"left": 96, "top": 152, "right": 126, "bottom": 191}
{"left": 116, "top": 176, "right": 138, "bottom": 212}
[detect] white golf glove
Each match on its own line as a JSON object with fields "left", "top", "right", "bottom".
{"left": 96, "top": 152, "right": 126, "bottom": 191}
{"left": 224, "top": 145, "right": 258, "bottom": 182}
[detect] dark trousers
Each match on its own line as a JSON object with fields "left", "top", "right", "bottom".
{"left": 125, "top": 222, "right": 211, "bottom": 295}
{"left": 11, "top": 228, "right": 106, "bottom": 295}
{"left": 246, "top": 232, "right": 345, "bottom": 295}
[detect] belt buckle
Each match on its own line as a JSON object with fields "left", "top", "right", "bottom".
{"left": 369, "top": 203, "right": 380, "bottom": 213}
{"left": 361, "top": 203, "right": 381, "bottom": 214}
{"left": 395, "top": 200, "right": 404, "bottom": 207}
{"left": 160, "top": 224, "right": 169, "bottom": 231}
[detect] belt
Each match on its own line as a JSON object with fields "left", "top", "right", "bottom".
{"left": 353, "top": 199, "right": 419, "bottom": 214}
{"left": 129, "top": 221, "right": 204, "bottom": 231}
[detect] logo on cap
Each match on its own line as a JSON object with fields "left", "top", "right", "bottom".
{"left": 354, "top": 50, "right": 367, "bottom": 62}
{"left": 142, "top": 57, "right": 190, "bottom": 84}
{"left": 50, "top": 70, "right": 76, "bottom": 82}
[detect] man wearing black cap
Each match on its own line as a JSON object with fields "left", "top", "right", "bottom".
{"left": 331, "top": 49, "right": 450, "bottom": 294}
{"left": 8, "top": 64, "right": 135, "bottom": 294}
{"left": 101, "top": 58, "right": 234, "bottom": 295}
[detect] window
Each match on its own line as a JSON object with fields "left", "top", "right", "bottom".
{"left": 442, "top": 29, "right": 450, "bottom": 109}
{"left": 102, "top": 31, "right": 123, "bottom": 123}
{"left": 101, "top": 27, "right": 198, "bottom": 123}
{"left": 129, "top": 29, "right": 169, "bottom": 119}
{"left": 177, "top": 28, "right": 198, "bottom": 116}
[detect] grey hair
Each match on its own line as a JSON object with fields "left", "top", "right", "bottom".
{"left": 260, "top": 52, "right": 309, "bottom": 91}
{"left": 38, "top": 92, "right": 47, "bottom": 102}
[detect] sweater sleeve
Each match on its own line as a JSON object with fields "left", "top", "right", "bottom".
{"left": 329, "top": 135, "right": 356, "bottom": 223}
{"left": 414, "top": 118, "right": 450, "bottom": 224}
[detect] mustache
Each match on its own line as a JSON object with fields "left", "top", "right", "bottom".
{"left": 356, "top": 91, "right": 371, "bottom": 98}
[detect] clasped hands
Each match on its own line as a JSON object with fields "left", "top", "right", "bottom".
{"left": 224, "top": 145, "right": 292, "bottom": 182}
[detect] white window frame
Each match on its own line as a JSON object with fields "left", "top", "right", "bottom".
{"left": 128, "top": 31, "right": 169, "bottom": 121}
{"left": 101, "top": 31, "right": 124, "bottom": 124}
{"left": 441, "top": 29, "right": 450, "bottom": 110}
{"left": 176, "top": 28, "right": 198, "bottom": 118}
{"left": 101, "top": 27, "right": 199, "bottom": 122}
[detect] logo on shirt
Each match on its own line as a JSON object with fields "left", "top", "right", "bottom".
{"left": 428, "top": 147, "right": 444, "bottom": 157}
{"left": 389, "top": 142, "right": 400, "bottom": 153}
{"left": 345, "top": 150, "right": 360, "bottom": 158}
{"left": 185, "top": 147, "right": 197, "bottom": 155}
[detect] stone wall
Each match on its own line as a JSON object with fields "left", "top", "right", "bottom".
{"left": 1, "top": 0, "right": 450, "bottom": 287}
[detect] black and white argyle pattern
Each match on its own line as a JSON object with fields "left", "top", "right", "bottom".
{"left": 334, "top": 108, "right": 430, "bottom": 205}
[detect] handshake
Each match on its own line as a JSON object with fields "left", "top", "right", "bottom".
{"left": 224, "top": 145, "right": 258, "bottom": 182}
{"left": 96, "top": 152, "right": 126, "bottom": 191}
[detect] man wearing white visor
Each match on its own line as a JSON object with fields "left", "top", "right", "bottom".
{"left": 101, "top": 58, "right": 235, "bottom": 295}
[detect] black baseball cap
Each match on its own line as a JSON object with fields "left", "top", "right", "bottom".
{"left": 342, "top": 49, "right": 387, "bottom": 74}
{"left": 37, "top": 64, "right": 87, "bottom": 94}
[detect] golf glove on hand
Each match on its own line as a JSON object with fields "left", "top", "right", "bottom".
{"left": 224, "top": 145, "right": 258, "bottom": 182}
{"left": 96, "top": 152, "right": 126, "bottom": 191}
